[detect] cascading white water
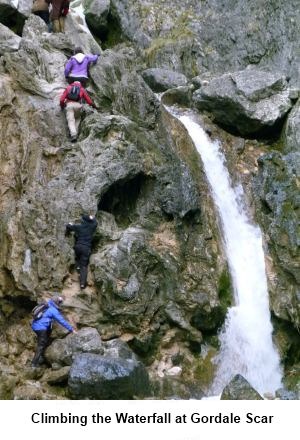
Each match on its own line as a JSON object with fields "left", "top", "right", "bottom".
{"left": 177, "top": 114, "right": 282, "bottom": 396}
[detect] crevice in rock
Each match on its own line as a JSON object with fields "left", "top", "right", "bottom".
{"left": 0, "top": 6, "right": 26, "bottom": 35}
{"left": 0, "top": 295, "right": 35, "bottom": 323}
{"left": 86, "top": 10, "right": 126, "bottom": 50}
{"left": 98, "top": 173, "right": 155, "bottom": 227}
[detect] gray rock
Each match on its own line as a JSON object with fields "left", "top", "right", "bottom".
{"left": 193, "top": 68, "right": 292, "bottom": 135}
{"left": 221, "top": 374, "right": 263, "bottom": 400}
{"left": 41, "top": 366, "right": 70, "bottom": 385}
{"left": 110, "top": 0, "right": 151, "bottom": 48}
{"left": 13, "top": 380, "right": 66, "bottom": 400}
{"left": 284, "top": 98, "right": 300, "bottom": 153}
{"left": 253, "top": 151, "right": 300, "bottom": 327}
{"left": 142, "top": 68, "right": 188, "bottom": 92}
{"left": 0, "top": 0, "right": 31, "bottom": 20}
{"left": 109, "top": 0, "right": 299, "bottom": 87}
{"left": 103, "top": 339, "right": 138, "bottom": 361}
{"left": 0, "top": 23, "right": 21, "bottom": 54}
{"left": 161, "top": 86, "right": 192, "bottom": 107}
{"left": 45, "top": 328, "right": 103, "bottom": 366}
{"left": 83, "top": 0, "right": 110, "bottom": 37}
{"left": 68, "top": 353, "right": 150, "bottom": 399}
{"left": 275, "top": 388, "right": 298, "bottom": 400}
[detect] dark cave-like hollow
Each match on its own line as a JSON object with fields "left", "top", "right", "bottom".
{"left": 0, "top": 6, "right": 26, "bottom": 35}
{"left": 98, "top": 173, "right": 155, "bottom": 227}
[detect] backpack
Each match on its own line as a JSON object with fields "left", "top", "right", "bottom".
{"left": 32, "top": 301, "right": 49, "bottom": 321}
{"left": 67, "top": 84, "right": 81, "bottom": 101}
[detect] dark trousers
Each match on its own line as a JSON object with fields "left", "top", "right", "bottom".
{"left": 67, "top": 76, "right": 88, "bottom": 87}
{"left": 32, "top": 329, "right": 51, "bottom": 366}
{"left": 74, "top": 244, "right": 91, "bottom": 288}
{"left": 33, "top": 11, "right": 50, "bottom": 24}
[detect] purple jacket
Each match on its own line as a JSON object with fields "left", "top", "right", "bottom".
{"left": 64, "top": 53, "right": 99, "bottom": 79}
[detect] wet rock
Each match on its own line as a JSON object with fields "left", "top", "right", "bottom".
{"left": 193, "top": 69, "right": 292, "bottom": 136}
{"left": 142, "top": 68, "right": 188, "bottom": 92}
{"left": 161, "top": 86, "right": 192, "bottom": 107}
{"left": 275, "top": 388, "right": 298, "bottom": 400}
{"left": 45, "top": 328, "right": 103, "bottom": 366}
{"left": 68, "top": 353, "right": 151, "bottom": 399}
{"left": 221, "top": 374, "right": 263, "bottom": 400}
{"left": 253, "top": 151, "right": 300, "bottom": 327}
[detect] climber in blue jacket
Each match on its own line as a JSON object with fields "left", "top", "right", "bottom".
{"left": 31, "top": 295, "right": 76, "bottom": 367}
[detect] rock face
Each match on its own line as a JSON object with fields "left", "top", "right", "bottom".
{"left": 221, "top": 374, "right": 263, "bottom": 400}
{"left": 0, "top": 23, "right": 21, "bottom": 54}
{"left": 253, "top": 151, "right": 300, "bottom": 328}
{"left": 142, "top": 68, "right": 188, "bottom": 92}
{"left": 0, "top": 0, "right": 299, "bottom": 400}
{"left": 69, "top": 353, "right": 150, "bottom": 399}
{"left": 193, "top": 69, "right": 293, "bottom": 136}
{"left": 109, "top": 0, "right": 300, "bottom": 86}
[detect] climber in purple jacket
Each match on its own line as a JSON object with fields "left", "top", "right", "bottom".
{"left": 64, "top": 47, "right": 99, "bottom": 86}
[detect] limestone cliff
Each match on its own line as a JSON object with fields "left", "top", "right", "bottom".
{"left": 0, "top": 0, "right": 299, "bottom": 399}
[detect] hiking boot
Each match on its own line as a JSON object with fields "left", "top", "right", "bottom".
{"left": 80, "top": 284, "right": 86, "bottom": 290}
{"left": 70, "top": 135, "right": 77, "bottom": 143}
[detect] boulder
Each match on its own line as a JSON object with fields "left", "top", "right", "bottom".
{"left": 275, "top": 388, "right": 298, "bottom": 400}
{"left": 45, "top": 328, "right": 103, "bottom": 366}
{"left": 68, "top": 353, "right": 151, "bottom": 399}
{"left": 221, "top": 374, "right": 263, "bottom": 400}
{"left": 142, "top": 68, "right": 188, "bottom": 92}
{"left": 102, "top": 338, "right": 138, "bottom": 360}
{"left": 41, "top": 366, "right": 70, "bottom": 385}
{"left": 193, "top": 69, "right": 292, "bottom": 135}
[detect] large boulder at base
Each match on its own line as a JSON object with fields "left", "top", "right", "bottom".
{"left": 45, "top": 328, "right": 103, "bottom": 366}
{"left": 193, "top": 69, "right": 292, "bottom": 136}
{"left": 142, "top": 68, "right": 188, "bottom": 92}
{"left": 68, "top": 353, "right": 151, "bottom": 399}
{"left": 221, "top": 374, "right": 263, "bottom": 400}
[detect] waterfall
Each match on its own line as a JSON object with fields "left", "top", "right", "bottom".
{"left": 176, "top": 113, "right": 282, "bottom": 396}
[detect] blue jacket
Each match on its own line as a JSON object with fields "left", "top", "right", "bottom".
{"left": 31, "top": 300, "right": 73, "bottom": 332}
